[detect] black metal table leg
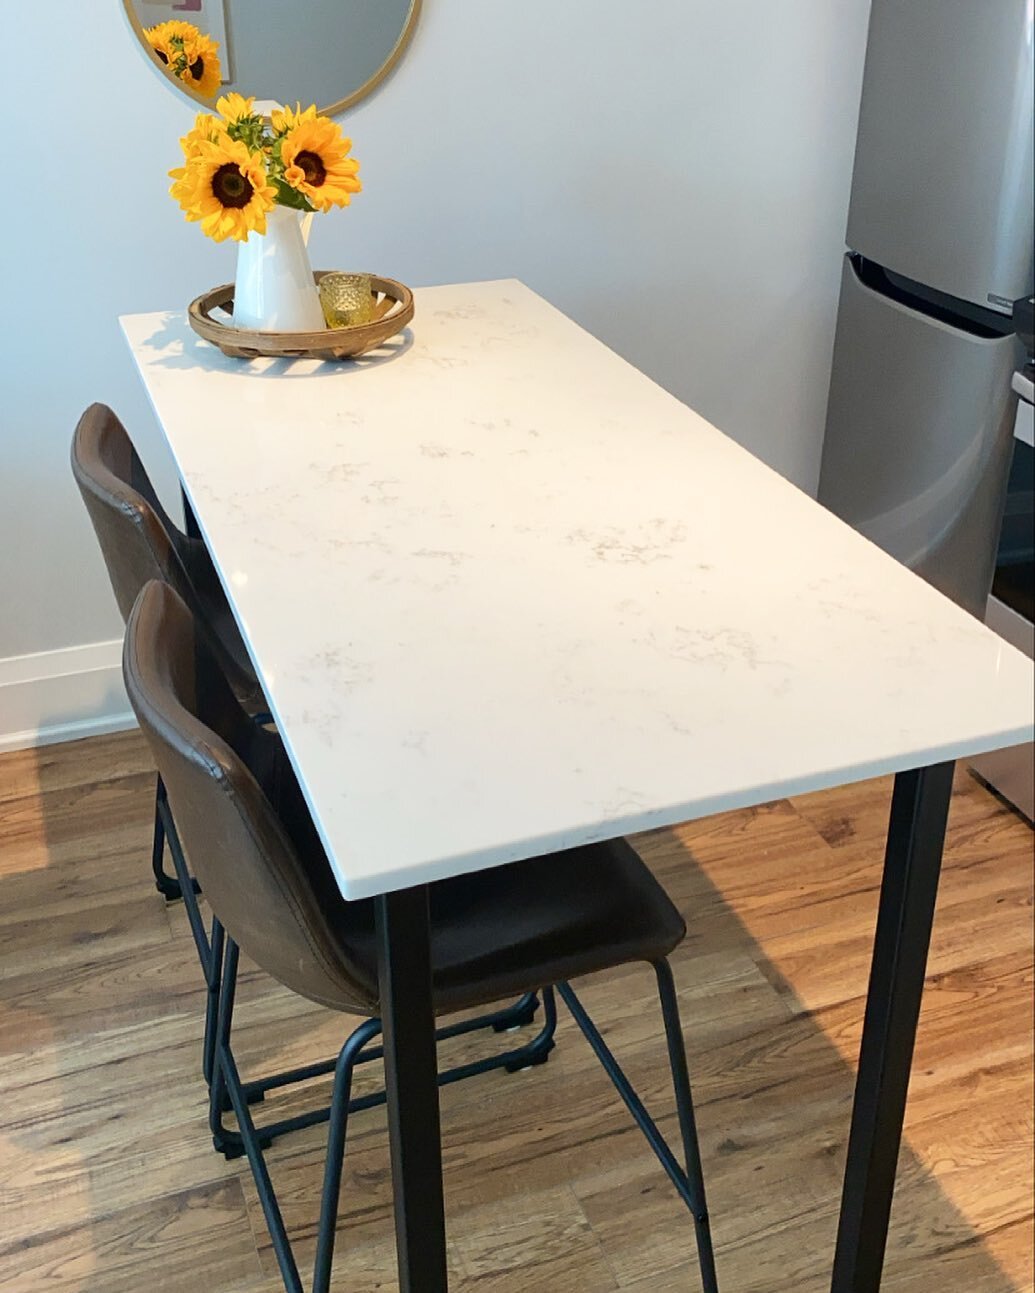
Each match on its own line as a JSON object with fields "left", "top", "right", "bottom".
{"left": 376, "top": 886, "right": 448, "bottom": 1293}
{"left": 831, "top": 762, "right": 956, "bottom": 1292}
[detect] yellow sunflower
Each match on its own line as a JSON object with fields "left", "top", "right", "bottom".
{"left": 178, "top": 30, "right": 222, "bottom": 98}
{"left": 269, "top": 103, "right": 316, "bottom": 134}
{"left": 143, "top": 19, "right": 190, "bottom": 66}
{"left": 144, "top": 20, "right": 221, "bottom": 99}
{"left": 216, "top": 93, "right": 256, "bottom": 126}
{"left": 169, "top": 134, "right": 276, "bottom": 243}
{"left": 169, "top": 114, "right": 222, "bottom": 211}
{"left": 275, "top": 106, "right": 362, "bottom": 213}
{"left": 178, "top": 112, "right": 222, "bottom": 162}
{"left": 146, "top": 19, "right": 198, "bottom": 43}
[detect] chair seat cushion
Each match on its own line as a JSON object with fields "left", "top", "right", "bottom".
{"left": 329, "top": 838, "right": 686, "bottom": 1016}
{"left": 246, "top": 714, "right": 686, "bottom": 1016}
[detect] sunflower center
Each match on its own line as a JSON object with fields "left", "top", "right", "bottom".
{"left": 211, "top": 164, "right": 254, "bottom": 209}
{"left": 295, "top": 150, "right": 327, "bottom": 187}
{"left": 190, "top": 56, "right": 205, "bottom": 81}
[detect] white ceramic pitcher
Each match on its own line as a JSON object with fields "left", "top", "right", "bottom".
{"left": 232, "top": 204, "right": 324, "bottom": 332}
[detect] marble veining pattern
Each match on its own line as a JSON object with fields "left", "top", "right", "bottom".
{"left": 122, "top": 281, "right": 1034, "bottom": 899}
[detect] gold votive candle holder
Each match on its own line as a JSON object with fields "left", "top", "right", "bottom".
{"left": 319, "top": 272, "right": 376, "bottom": 328}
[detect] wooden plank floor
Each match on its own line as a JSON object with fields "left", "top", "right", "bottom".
{"left": 0, "top": 729, "right": 1031, "bottom": 1291}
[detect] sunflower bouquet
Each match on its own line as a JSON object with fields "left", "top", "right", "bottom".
{"left": 169, "top": 94, "right": 362, "bottom": 244}
{"left": 145, "top": 20, "right": 221, "bottom": 99}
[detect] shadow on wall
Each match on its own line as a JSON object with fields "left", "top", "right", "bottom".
{"left": 0, "top": 741, "right": 1028, "bottom": 1290}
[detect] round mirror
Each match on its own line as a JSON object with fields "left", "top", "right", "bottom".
{"left": 124, "top": 1, "right": 421, "bottom": 115}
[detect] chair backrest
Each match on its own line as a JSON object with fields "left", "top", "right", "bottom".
{"left": 71, "top": 403, "right": 195, "bottom": 624}
{"left": 123, "top": 579, "right": 377, "bottom": 1014}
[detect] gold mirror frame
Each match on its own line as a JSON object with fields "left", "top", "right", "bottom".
{"left": 122, "top": 0, "right": 422, "bottom": 117}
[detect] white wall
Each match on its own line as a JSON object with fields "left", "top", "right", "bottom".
{"left": 0, "top": 0, "right": 870, "bottom": 747}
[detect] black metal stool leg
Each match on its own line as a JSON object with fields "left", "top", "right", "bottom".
{"left": 655, "top": 960, "right": 719, "bottom": 1293}
{"left": 202, "top": 916, "right": 226, "bottom": 1087}
{"left": 492, "top": 990, "right": 540, "bottom": 1033}
{"left": 208, "top": 936, "right": 237, "bottom": 1150}
{"left": 156, "top": 792, "right": 229, "bottom": 1090}
{"left": 558, "top": 975, "right": 718, "bottom": 1292}
{"left": 153, "top": 773, "right": 202, "bottom": 903}
{"left": 209, "top": 938, "right": 270, "bottom": 1157}
{"left": 209, "top": 990, "right": 558, "bottom": 1162}
{"left": 200, "top": 954, "right": 562, "bottom": 1285}
{"left": 312, "top": 1018, "right": 384, "bottom": 1293}
{"left": 151, "top": 775, "right": 182, "bottom": 901}
{"left": 219, "top": 1032, "right": 303, "bottom": 1292}
{"left": 505, "top": 984, "right": 556, "bottom": 1071}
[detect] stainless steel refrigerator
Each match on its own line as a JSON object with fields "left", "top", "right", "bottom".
{"left": 818, "top": 0, "right": 1034, "bottom": 616}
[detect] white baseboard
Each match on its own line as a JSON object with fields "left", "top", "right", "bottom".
{"left": 0, "top": 639, "right": 136, "bottom": 753}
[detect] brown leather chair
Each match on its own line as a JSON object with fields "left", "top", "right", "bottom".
{"left": 72, "top": 402, "right": 273, "bottom": 1090}
{"left": 71, "top": 401, "right": 267, "bottom": 901}
{"left": 123, "top": 579, "right": 718, "bottom": 1293}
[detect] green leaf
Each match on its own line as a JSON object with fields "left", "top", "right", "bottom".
{"left": 272, "top": 179, "right": 315, "bottom": 212}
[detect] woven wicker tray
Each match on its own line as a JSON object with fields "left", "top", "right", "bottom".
{"left": 188, "top": 272, "right": 414, "bottom": 360}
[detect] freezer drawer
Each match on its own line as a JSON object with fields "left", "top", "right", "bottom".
{"left": 818, "top": 256, "right": 1020, "bottom": 616}
{"left": 847, "top": 0, "right": 1034, "bottom": 310}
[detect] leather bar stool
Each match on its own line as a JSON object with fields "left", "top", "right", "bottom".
{"left": 124, "top": 579, "right": 719, "bottom": 1293}
{"left": 71, "top": 402, "right": 268, "bottom": 1081}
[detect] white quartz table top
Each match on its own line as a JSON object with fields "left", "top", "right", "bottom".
{"left": 122, "top": 280, "right": 1034, "bottom": 900}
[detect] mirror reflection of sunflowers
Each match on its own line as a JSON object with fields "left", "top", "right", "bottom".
{"left": 145, "top": 20, "right": 222, "bottom": 99}
{"left": 170, "top": 94, "right": 362, "bottom": 243}
{"left": 127, "top": 0, "right": 420, "bottom": 119}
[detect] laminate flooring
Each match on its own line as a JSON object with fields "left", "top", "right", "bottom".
{"left": 0, "top": 731, "right": 1030, "bottom": 1291}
